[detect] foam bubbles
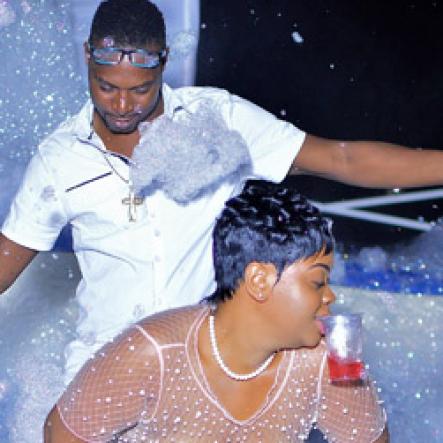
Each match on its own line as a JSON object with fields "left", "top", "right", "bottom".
{"left": 291, "top": 31, "right": 304, "bottom": 44}
{"left": 356, "top": 246, "right": 388, "bottom": 272}
{"left": 20, "top": 1, "right": 31, "bottom": 15}
{"left": 0, "top": 0, "right": 84, "bottom": 222}
{"left": 168, "top": 31, "right": 198, "bottom": 60}
{"left": 335, "top": 286, "right": 443, "bottom": 442}
{"left": 0, "top": 380, "right": 8, "bottom": 401}
{"left": 0, "top": 1, "right": 15, "bottom": 28}
{"left": 7, "top": 357, "right": 65, "bottom": 442}
{"left": 398, "top": 219, "right": 443, "bottom": 279}
{"left": 0, "top": 254, "right": 79, "bottom": 443}
{"left": 131, "top": 102, "right": 252, "bottom": 202}
{"left": 334, "top": 221, "right": 443, "bottom": 296}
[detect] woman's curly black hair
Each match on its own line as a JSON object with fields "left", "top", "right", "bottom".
{"left": 207, "top": 180, "right": 334, "bottom": 304}
{"left": 89, "top": 0, "right": 166, "bottom": 48}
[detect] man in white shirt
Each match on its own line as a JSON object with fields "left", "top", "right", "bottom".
{"left": 1, "top": 0, "right": 443, "bottom": 383}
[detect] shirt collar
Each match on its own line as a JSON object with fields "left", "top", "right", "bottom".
{"left": 162, "top": 83, "right": 187, "bottom": 118}
{"left": 73, "top": 82, "right": 185, "bottom": 144}
{"left": 72, "top": 99, "right": 94, "bottom": 142}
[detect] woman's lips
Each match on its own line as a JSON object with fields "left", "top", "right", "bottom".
{"left": 316, "top": 310, "right": 330, "bottom": 336}
{"left": 315, "top": 318, "right": 326, "bottom": 335}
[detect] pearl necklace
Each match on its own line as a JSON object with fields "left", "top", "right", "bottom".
{"left": 209, "top": 314, "right": 275, "bottom": 381}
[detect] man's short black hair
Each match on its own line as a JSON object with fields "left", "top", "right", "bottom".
{"left": 89, "top": 0, "right": 166, "bottom": 48}
{"left": 207, "top": 181, "right": 334, "bottom": 304}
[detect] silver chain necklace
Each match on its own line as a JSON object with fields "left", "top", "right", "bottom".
{"left": 86, "top": 90, "right": 164, "bottom": 221}
{"left": 209, "top": 314, "right": 275, "bottom": 381}
{"left": 88, "top": 123, "right": 144, "bottom": 223}
{"left": 100, "top": 152, "right": 143, "bottom": 222}
{"left": 100, "top": 148, "right": 130, "bottom": 184}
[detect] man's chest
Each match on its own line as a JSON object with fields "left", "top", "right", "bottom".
{"left": 62, "top": 165, "right": 238, "bottom": 248}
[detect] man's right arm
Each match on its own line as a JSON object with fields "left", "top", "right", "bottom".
{"left": 0, "top": 233, "right": 38, "bottom": 294}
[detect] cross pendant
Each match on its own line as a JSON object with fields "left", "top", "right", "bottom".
{"left": 122, "top": 190, "right": 144, "bottom": 222}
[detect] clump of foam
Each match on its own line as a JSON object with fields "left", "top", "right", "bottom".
{"left": 356, "top": 246, "right": 388, "bottom": 272}
{"left": 0, "top": 1, "right": 15, "bottom": 28}
{"left": 131, "top": 102, "right": 252, "bottom": 203}
{"left": 20, "top": 1, "right": 31, "bottom": 15}
{"left": 330, "top": 251, "right": 345, "bottom": 282}
{"left": 0, "top": 0, "right": 84, "bottom": 222}
{"left": 0, "top": 381, "right": 8, "bottom": 401}
{"left": 393, "top": 219, "right": 443, "bottom": 279}
{"left": 168, "top": 30, "right": 198, "bottom": 60}
{"left": 8, "top": 356, "right": 65, "bottom": 443}
{"left": 291, "top": 31, "right": 304, "bottom": 44}
{"left": 334, "top": 220, "right": 443, "bottom": 295}
{"left": 335, "top": 286, "right": 443, "bottom": 442}
{"left": 0, "top": 253, "right": 79, "bottom": 442}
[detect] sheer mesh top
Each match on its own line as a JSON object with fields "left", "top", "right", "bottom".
{"left": 57, "top": 305, "right": 386, "bottom": 442}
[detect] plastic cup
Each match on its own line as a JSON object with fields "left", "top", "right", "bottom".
{"left": 320, "top": 313, "right": 365, "bottom": 383}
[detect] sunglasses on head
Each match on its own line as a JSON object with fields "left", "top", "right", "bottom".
{"left": 88, "top": 43, "right": 167, "bottom": 69}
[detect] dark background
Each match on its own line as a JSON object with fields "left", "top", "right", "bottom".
{"left": 196, "top": 0, "right": 443, "bottom": 250}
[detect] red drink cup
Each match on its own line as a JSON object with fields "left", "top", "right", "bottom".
{"left": 319, "top": 313, "right": 365, "bottom": 383}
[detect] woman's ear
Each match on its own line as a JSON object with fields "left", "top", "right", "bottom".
{"left": 244, "top": 262, "right": 278, "bottom": 303}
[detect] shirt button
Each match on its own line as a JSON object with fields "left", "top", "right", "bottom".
{"left": 154, "top": 229, "right": 161, "bottom": 237}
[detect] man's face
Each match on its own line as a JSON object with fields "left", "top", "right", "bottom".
{"left": 86, "top": 39, "right": 167, "bottom": 135}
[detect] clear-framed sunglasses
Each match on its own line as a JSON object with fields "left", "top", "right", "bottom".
{"left": 87, "top": 43, "right": 167, "bottom": 68}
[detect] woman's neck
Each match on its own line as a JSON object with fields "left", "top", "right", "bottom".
{"left": 207, "top": 295, "right": 279, "bottom": 375}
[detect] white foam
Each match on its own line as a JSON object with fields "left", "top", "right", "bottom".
{"left": 291, "top": 31, "right": 304, "bottom": 44}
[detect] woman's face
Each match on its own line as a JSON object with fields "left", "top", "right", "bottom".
{"left": 269, "top": 251, "right": 335, "bottom": 349}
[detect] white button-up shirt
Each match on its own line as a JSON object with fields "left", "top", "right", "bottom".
{"left": 2, "top": 84, "right": 305, "bottom": 380}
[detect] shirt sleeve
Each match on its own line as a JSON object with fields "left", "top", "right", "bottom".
{"left": 1, "top": 150, "right": 68, "bottom": 251}
{"left": 315, "top": 352, "right": 387, "bottom": 442}
{"left": 56, "top": 325, "right": 162, "bottom": 442}
{"left": 220, "top": 92, "right": 306, "bottom": 183}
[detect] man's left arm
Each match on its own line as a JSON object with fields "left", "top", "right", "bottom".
{"left": 291, "top": 134, "right": 443, "bottom": 188}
